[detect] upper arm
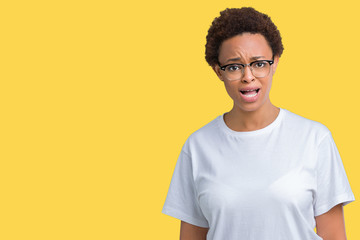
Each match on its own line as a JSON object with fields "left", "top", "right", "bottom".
{"left": 315, "top": 204, "right": 347, "bottom": 240}
{"left": 180, "top": 221, "right": 209, "bottom": 240}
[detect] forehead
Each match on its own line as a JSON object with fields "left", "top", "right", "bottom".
{"left": 218, "top": 33, "right": 272, "bottom": 63}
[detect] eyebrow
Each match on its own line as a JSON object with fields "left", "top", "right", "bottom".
{"left": 225, "top": 56, "right": 265, "bottom": 63}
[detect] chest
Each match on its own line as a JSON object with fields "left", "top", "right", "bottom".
{"left": 193, "top": 139, "right": 317, "bottom": 220}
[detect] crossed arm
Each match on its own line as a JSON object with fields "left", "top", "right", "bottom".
{"left": 180, "top": 204, "right": 347, "bottom": 240}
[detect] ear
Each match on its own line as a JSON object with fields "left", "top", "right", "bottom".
{"left": 212, "top": 64, "right": 224, "bottom": 81}
{"left": 272, "top": 55, "right": 280, "bottom": 74}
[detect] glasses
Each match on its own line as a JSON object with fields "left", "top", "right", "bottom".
{"left": 219, "top": 60, "right": 274, "bottom": 81}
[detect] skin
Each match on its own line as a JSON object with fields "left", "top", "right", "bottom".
{"left": 315, "top": 204, "right": 348, "bottom": 240}
{"left": 180, "top": 221, "right": 208, "bottom": 240}
{"left": 213, "top": 33, "right": 280, "bottom": 132}
{"left": 180, "top": 33, "right": 348, "bottom": 239}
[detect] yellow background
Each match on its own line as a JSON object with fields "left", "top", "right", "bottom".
{"left": 0, "top": 0, "right": 359, "bottom": 239}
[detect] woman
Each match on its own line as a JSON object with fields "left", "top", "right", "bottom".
{"left": 162, "top": 7, "right": 355, "bottom": 240}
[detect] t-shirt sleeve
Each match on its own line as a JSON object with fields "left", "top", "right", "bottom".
{"left": 162, "top": 144, "right": 209, "bottom": 228}
{"left": 313, "top": 132, "right": 355, "bottom": 217}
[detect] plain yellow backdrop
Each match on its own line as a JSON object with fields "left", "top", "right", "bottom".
{"left": 0, "top": 0, "right": 358, "bottom": 239}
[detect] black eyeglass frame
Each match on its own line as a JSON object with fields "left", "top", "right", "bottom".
{"left": 219, "top": 60, "right": 274, "bottom": 71}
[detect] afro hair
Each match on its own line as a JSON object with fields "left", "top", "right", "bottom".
{"left": 205, "top": 7, "right": 284, "bottom": 66}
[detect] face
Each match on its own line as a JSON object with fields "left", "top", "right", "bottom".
{"left": 213, "top": 33, "right": 279, "bottom": 113}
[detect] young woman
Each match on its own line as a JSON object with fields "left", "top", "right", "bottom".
{"left": 162, "top": 7, "right": 355, "bottom": 240}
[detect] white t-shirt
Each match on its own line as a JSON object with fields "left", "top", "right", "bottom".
{"left": 162, "top": 108, "right": 355, "bottom": 240}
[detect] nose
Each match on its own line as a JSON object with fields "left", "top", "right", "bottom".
{"left": 241, "top": 65, "right": 255, "bottom": 83}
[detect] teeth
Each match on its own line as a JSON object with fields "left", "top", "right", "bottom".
{"left": 244, "top": 92, "right": 258, "bottom": 97}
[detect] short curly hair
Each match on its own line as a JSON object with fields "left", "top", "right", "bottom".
{"left": 205, "top": 7, "right": 284, "bottom": 66}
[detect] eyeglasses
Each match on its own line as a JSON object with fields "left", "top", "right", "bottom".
{"left": 219, "top": 60, "right": 274, "bottom": 81}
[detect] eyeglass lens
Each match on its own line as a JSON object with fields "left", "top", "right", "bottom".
{"left": 224, "top": 61, "right": 271, "bottom": 80}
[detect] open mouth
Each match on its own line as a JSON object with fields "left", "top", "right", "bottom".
{"left": 240, "top": 88, "right": 260, "bottom": 97}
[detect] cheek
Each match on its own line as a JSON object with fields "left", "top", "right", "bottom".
{"left": 258, "top": 77, "right": 273, "bottom": 98}
{"left": 264, "top": 79, "right": 273, "bottom": 95}
{"left": 223, "top": 82, "right": 238, "bottom": 99}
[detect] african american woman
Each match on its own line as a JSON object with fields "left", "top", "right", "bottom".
{"left": 162, "top": 7, "right": 355, "bottom": 240}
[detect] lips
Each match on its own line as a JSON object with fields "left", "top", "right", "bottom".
{"left": 239, "top": 87, "right": 261, "bottom": 102}
{"left": 239, "top": 88, "right": 260, "bottom": 95}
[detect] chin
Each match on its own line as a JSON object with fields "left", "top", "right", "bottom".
{"left": 234, "top": 99, "right": 268, "bottom": 113}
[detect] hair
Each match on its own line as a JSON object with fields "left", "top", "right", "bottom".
{"left": 205, "top": 7, "right": 284, "bottom": 66}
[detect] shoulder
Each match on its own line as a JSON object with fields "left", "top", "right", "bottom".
{"left": 282, "top": 108, "right": 331, "bottom": 143}
{"left": 182, "top": 114, "right": 222, "bottom": 153}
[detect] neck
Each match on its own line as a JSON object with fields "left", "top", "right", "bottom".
{"left": 224, "top": 102, "right": 280, "bottom": 132}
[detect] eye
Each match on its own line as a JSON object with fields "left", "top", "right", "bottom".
{"left": 226, "top": 64, "right": 243, "bottom": 72}
{"left": 253, "top": 61, "right": 267, "bottom": 68}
